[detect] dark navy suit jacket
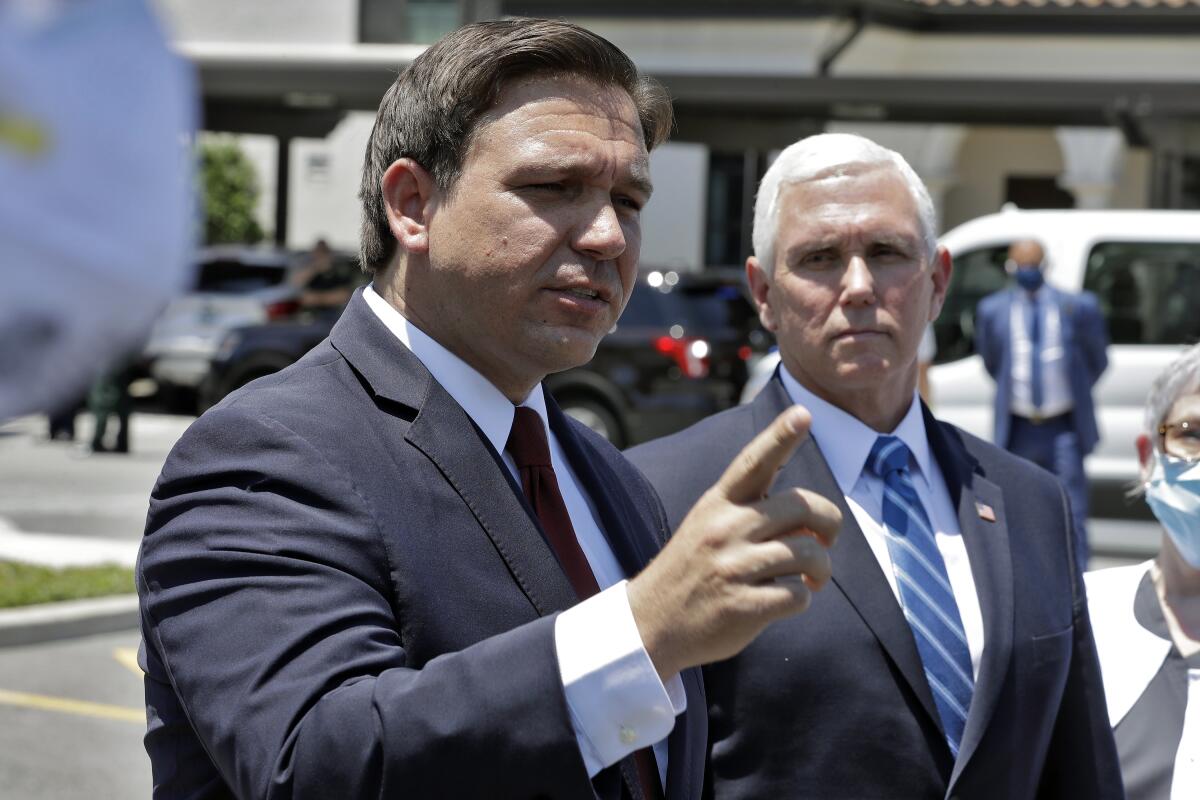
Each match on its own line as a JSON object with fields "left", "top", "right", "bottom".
{"left": 627, "top": 376, "right": 1121, "bottom": 800}
{"left": 137, "top": 291, "right": 705, "bottom": 800}
{"left": 975, "top": 285, "right": 1109, "bottom": 453}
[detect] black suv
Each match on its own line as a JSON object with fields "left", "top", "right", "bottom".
{"left": 202, "top": 269, "right": 767, "bottom": 446}
{"left": 547, "top": 268, "right": 767, "bottom": 447}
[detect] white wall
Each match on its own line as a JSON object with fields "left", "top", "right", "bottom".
{"left": 837, "top": 29, "right": 1200, "bottom": 82}
{"left": 153, "top": 0, "right": 357, "bottom": 44}
{"left": 288, "top": 112, "right": 376, "bottom": 252}
{"left": 640, "top": 143, "right": 708, "bottom": 270}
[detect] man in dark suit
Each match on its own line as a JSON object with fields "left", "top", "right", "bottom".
{"left": 137, "top": 19, "right": 839, "bottom": 800}
{"left": 628, "top": 133, "right": 1121, "bottom": 799}
{"left": 975, "top": 240, "right": 1109, "bottom": 563}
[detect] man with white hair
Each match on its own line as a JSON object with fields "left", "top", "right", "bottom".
{"left": 628, "top": 133, "right": 1121, "bottom": 798}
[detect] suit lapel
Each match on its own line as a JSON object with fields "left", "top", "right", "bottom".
{"left": 925, "top": 412, "right": 1015, "bottom": 788}
{"left": 405, "top": 385, "right": 580, "bottom": 617}
{"left": 548, "top": 399, "right": 659, "bottom": 576}
{"left": 330, "top": 291, "right": 578, "bottom": 618}
{"left": 752, "top": 379, "right": 942, "bottom": 731}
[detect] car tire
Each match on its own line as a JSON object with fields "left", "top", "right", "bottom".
{"left": 559, "top": 396, "right": 625, "bottom": 449}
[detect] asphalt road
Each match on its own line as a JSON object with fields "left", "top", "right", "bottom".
{"left": 0, "top": 412, "right": 192, "bottom": 543}
{"left": 0, "top": 630, "right": 148, "bottom": 800}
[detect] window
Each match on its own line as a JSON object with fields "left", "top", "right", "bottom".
{"left": 705, "top": 153, "right": 748, "bottom": 267}
{"left": 933, "top": 245, "right": 1010, "bottom": 364}
{"left": 1083, "top": 242, "right": 1200, "bottom": 346}
{"left": 359, "top": 0, "right": 459, "bottom": 44}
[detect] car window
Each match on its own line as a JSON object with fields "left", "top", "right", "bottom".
{"left": 1084, "top": 242, "right": 1200, "bottom": 345}
{"left": 194, "top": 259, "right": 289, "bottom": 293}
{"left": 669, "top": 284, "right": 758, "bottom": 332}
{"left": 617, "top": 285, "right": 663, "bottom": 328}
{"left": 934, "top": 245, "right": 1010, "bottom": 363}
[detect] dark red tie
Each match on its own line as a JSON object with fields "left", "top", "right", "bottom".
{"left": 505, "top": 407, "right": 664, "bottom": 800}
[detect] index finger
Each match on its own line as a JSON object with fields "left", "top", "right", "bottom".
{"left": 715, "top": 405, "right": 811, "bottom": 504}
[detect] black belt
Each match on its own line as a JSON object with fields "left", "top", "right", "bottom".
{"left": 1014, "top": 411, "right": 1071, "bottom": 426}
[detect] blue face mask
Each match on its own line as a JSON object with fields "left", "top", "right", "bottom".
{"left": 1014, "top": 267, "right": 1044, "bottom": 292}
{"left": 1144, "top": 452, "right": 1200, "bottom": 568}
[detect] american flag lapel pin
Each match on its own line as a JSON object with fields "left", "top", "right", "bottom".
{"left": 976, "top": 502, "right": 996, "bottom": 522}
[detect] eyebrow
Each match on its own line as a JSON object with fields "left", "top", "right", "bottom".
{"left": 520, "top": 154, "right": 654, "bottom": 198}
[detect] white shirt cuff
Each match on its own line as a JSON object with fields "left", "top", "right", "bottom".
{"left": 555, "top": 580, "right": 686, "bottom": 777}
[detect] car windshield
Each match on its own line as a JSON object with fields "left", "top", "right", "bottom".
{"left": 193, "top": 259, "right": 289, "bottom": 293}
{"left": 620, "top": 280, "right": 760, "bottom": 335}
{"left": 668, "top": 284, "right": 757, "bottom": 331}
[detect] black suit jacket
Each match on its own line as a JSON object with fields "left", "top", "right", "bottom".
{"left": 138, "top": 291, "right": 705, "bottom": 800}
{"left": 626, "top": 375, "right": 1120, "bottom": 800}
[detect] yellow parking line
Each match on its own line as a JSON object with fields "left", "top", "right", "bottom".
{"left": 0, "top": 688, "right": 143, "bottom": 724}
{"left": 113, "top": 647, "right": 143, "bottom": 677}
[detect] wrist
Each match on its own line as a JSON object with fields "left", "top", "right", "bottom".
{"left": 626, "top": 575, "right": 681, "bottom": 681}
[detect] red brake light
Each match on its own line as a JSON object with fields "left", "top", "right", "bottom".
{"left": 653, "top": 335, "right": 710, "bottom": 379}
{"left": 737, "top": 345, "right": 752, "bottom": 361}
{"left": 265, "top": 299, "right": 301, "bottom": 320}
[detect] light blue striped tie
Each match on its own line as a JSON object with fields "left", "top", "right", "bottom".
{"left": 868, "top": 435, "right": 974, "bottom": 757}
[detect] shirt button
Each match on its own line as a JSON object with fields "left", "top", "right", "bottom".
{"left": 619, "top": 726, "right": 637, "bottom": 745}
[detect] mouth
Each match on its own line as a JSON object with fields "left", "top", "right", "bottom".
{"left": 547, "top": 282, "right": 614, "bottom": 307}
{"left": 833, "top": 328, "right": 888, "bottom": 343}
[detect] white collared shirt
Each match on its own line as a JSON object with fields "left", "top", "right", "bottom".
{"left": 363, "top": 286, "right": 684, "bottom": 785}
{"left": 1009, "top": 289, "right": 1073, "bottom": 418}
{"left": 779, "top": 367, "right": 985, "bottom": 679}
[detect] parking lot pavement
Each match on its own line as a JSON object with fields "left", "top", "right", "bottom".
{"left": 0, "top": 412, "right": 194, "bottom": 545}
{"left": 0, "top": 630, "right": 149, "bottom": 800}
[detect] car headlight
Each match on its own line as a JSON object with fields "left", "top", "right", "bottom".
{"left": 215, "top": 331, "right": 242, "bottom": 362}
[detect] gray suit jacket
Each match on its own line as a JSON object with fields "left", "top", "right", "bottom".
{"left": 627, "top": 375, "right": 1121, "bottom": 800}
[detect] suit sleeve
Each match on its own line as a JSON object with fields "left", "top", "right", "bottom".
{"left": 974, "top": 298, "right": 1000, "bottom": 379}
{"left": 138, "top": 406, "right": 594, "bottom": 800}
{"left": 1036, "top": 486, "right": 1124, "bottom": 799}
{"left": 1077, "top": 292, "right": 1110, "bottom": 386}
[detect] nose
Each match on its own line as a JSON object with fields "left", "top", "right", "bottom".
{"left": 573, "top": 201, "right": 627, "bottom": 262}
{"left": 841, "top": 255, "right": 876, "bottom": 306}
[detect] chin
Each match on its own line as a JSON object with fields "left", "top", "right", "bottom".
{"left": 532, "top": 331, "right": 604, "bottom": 375}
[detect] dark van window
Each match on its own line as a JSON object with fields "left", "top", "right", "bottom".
{"left": 1084, "top": 242, "right": 1200, "bottom": 345}
{"left": 616, "top": 286, "right": 661, "bottom": 328}
{"left": 933, "top": 245, "right": 1010, "bottom": 364}
{"left": 194, "top": 259, "right": 288, "bottom": 293}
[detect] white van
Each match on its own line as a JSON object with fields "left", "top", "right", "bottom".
{"left": 931, "top": 208, "right": 1200, "bottom": 508}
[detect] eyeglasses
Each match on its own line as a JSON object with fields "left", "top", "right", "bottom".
{"left": 1158, "top": 419, "right": 1200, "bottom": 462}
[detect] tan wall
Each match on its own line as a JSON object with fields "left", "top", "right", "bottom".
{"left": 1110, "top": 148, "right": 1151, "bottom": 209}
{"left": 942, "top": 127, "right": 1065, "bottom": 231}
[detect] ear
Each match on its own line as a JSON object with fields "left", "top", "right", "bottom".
{"left": 746, "top": 255, "right": 777, "bottom": 333}
{"left": 928, "top": 246, "right": 953, "bottom": 322}
{"left": 380, "top": 158, "right": 438, "bottom": 255}
{"left": 1137, "top": 433, "right": 1153, "bottom": 470}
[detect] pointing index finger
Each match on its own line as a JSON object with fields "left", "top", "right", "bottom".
{"left": 717, "top": 405, "right": 811, "bottom": 504}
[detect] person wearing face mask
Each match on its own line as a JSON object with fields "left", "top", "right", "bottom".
{"left": 1085, "top": 342, "right": 1200, "bottom": 800}
{"left": 975, "top": 239, "right": 1109, "bottom": 565}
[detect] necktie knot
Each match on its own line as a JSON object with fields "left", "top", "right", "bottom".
{"left": 867, "top": 435, "right": 912, "bottom": 480}
{"left": 506, "top": 407, "right": 552, "bottom": 468}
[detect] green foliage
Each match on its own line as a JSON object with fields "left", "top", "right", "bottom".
{"left": 199, "top": 140, "right": 265, "bottom": 245}
{"left": 0, "top": 561, "right": 134, "bottom": 608}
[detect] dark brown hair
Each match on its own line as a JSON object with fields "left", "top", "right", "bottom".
{"left": 357, "top": 17, "right": 673, "bottom": 273}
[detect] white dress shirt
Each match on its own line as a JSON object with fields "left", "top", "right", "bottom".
{"left": 363, "top": 286, "right": 684, "bottom": 786}
{"left": 779, "top": 367, "right": 986, "bottom": 679}
{"left": 1009, "top": 290, "right": 1073, "bottom": 418}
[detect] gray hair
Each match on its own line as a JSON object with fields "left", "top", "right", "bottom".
{"left": 751, "top": 132, "right": 938, "bottom": 275}
{"left": 1137, "top": 343, "right": 1200, "bottom": 485}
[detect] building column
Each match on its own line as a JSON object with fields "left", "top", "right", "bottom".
{"left": 1054, "top": 127, "right": 1124, "bottom": 210}
{"left": 826, "top": 122, "right": 966, "bottom": 231}
{"left": 274, "top": 135, "right": 291, "bottom": 247}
